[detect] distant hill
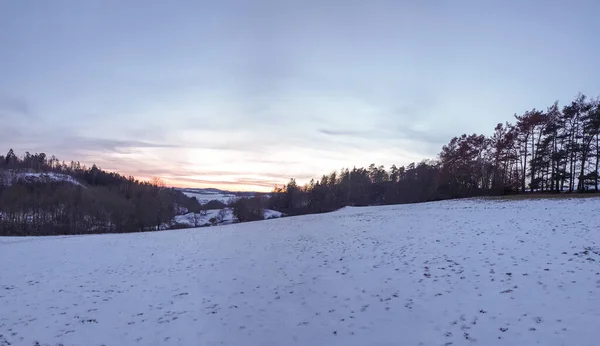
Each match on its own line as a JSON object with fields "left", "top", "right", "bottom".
{"left": 177, "top": 187, "right": 267, "bottom": 204}
{"left": 179, "top": 187, "right": 228, "bottom": 194}
{"left": 1, "top": 171, "right": 83, "bottom": 187}
{"left": 0, "top": 151, "right": 201, "bottom": 236}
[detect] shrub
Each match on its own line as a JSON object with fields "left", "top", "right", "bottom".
{"left": 232, "top": 197, "right": 264, "bottom": 222}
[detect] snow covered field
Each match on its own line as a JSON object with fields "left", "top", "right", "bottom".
{"left": 173, "top": 208, "right": 283, "bottom": 227}
{"left": 2, "top": 198, "right": 600, "bottom": 346}
{"left": 174, "top": 208, "right": 236, "bottom": 227}
{"left": 179, "top": 190, "right": 237, "bottom": 204}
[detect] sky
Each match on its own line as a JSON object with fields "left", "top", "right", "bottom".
{"left": 1, "top": 0, "right": 599, "bottom": 191}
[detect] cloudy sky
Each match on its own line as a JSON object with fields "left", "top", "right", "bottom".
{"left": 1, "top": 0, "right": 599, "bottom": 191}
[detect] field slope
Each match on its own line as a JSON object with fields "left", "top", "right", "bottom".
{"left": 2, "top": 198, "right": 600, "bottom": 346}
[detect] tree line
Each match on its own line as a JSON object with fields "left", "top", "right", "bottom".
{"left": 0, "top": 150, "right": 201, "bottom": 236}
{"left": 269, "top": 94, "right": 600, "bottom": 215}
{"left": 2, "top": 93, "right": 598, "bottom": 234}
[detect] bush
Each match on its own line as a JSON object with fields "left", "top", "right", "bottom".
{"left": 232, "top": 197, "right": 264, "bottom": 222}
{"left": 201, "top": 200, "right": 227, "bottom": 210}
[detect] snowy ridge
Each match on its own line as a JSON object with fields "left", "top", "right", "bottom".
{"left": 178, "top": 188, "right": 265, "bottom": 204}
{"left": 1, "top": 171, "right": 83, "bottom": 187}
{"left": 173, "top": 208, "right": 236, "bottom": 227}
{"left": 181, "top": 191, "right": 237, "bottom": 204}
{"left": 172, "top": 208, "right": 283, "bottom": 227}
{"left": 2, "top": 198, "right": 600, "bottom": 345}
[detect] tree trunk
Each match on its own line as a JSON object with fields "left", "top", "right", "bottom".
{"left": 522, "top": 139, "right": 528, "bottom": 193}
{"left": 594, "top": 134, "right": 600, "bottom": 192}
{"left": 551, "top": 135, "right": 557, "bottom": 192}
{"left": 530, "top": 129, "right": 535, "bottom": 192}
{"left": 568, "top": 130, "right": 575, "bottom": 192}
{"left": 532, "top": 127, "right": 544, "bottom": 192}
{"left": 577, "top": 135, "right": 595, "bottom": 192}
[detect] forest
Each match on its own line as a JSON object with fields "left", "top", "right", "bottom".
{"left": 2, "top": 93, "right": 599, "bottom": 235}
{"left": 268, "top": 94, "right": 600, "bottom": 215}
{"left": 0, "top": 151, "right": 201, "bottom": 236}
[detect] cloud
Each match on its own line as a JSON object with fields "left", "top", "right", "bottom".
{"left": 395, "top": 127, "right": 451, "bottom": 145}
{"left": 0, "top": 79, "right": 455, "bottom": 192}
{"left": 173, "top": 176, "right": 283, "bottom": 189}
{"left": 132, "top": 168, "right": 194, "bottom": 176}
{"left": 318, "top": 129, "right": 371, "bottom": 136}
{"left": 318, "top": 125, "right": 449, "bottom": 146}
{"left": 129, "top": 163, "right": 316, "bottom": 183}
{"left": 67, "top": 137, "right": 179, "bottom": 153}
{"left": 0, "top": 96, "right": 32, "bottom": 119}
{"left": 10, "top": 132, "right": 179, "bottom": 155}
{"left": 122, "top": 125, "right": 173, "bottom": 142}
{"left": 304, "top": 86, "right": 453, "bottom": 157}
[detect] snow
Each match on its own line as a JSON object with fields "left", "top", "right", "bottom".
{"left": 263, "top": 209, "right": 284, "bottom": 219}
{"left": 180, "top": 191, "right": 237, "bottom": 204}
{"left": 1, "top": 171, "right": 83, "bottom": 187}
{"left": 178, "top": 188, "right": 265, "bottom": 205}
{"left": 173, "top": 208, "right": 284, "bottom": 227}
{"left": 2, "top": 197, "right": 600, "bottom": 346}
{"left": 173, "top": 208, "right": 236, "bottom": 227}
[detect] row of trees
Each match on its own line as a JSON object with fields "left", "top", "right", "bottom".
{"left": 269, "top": 94, "right": 600, "bottom": 214}
{"left": 2, "top": 93, "right": 598, "bottom": 233}
{"left": 0, "top": 151, "right": 201, "bottom": 236}
{"left": 440, "top": 94, "right": 600, "bottom": 195}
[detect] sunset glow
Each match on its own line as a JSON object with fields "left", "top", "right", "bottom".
{"left": 2, "top": 1, "right": 599, "bottom": 191}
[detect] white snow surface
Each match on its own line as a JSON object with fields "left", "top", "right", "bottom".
{"left": 181, "top": 191, "right": 237, "bottom": 204}
{"left": 263, "top": 209, "right": 283, "bottom": 219}
{"left": 173, "top": 208, "right": 236, "bottom": 227}
{"left": 173, "top": 209, "right": 283, "bottom": 227}
{"left": 2, "top": 198, "right": 600, "bottom": 346}
{"left": 1, "top": 171, "right": 83, "bottom": 187}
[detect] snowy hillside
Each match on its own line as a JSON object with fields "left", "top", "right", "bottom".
{"left": 2, "top": 198, "right": 600, "bottom": 345}
{"left": 174, "top": 208, "right": 236, "bottom": 226}
{"left": 263, "top": 209, "right": 284, "bottom": 219}
{"left": 0, "top": 171, "right": 82, "bottom": 187}
{"left": 178, "top": 188, "right": 238, "bottom": 204}
{"left": 178, "top": 188, "right": 265, "bottom": 204}
{"left": 173, "top": 208, "right": 284, "bottom": 227}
